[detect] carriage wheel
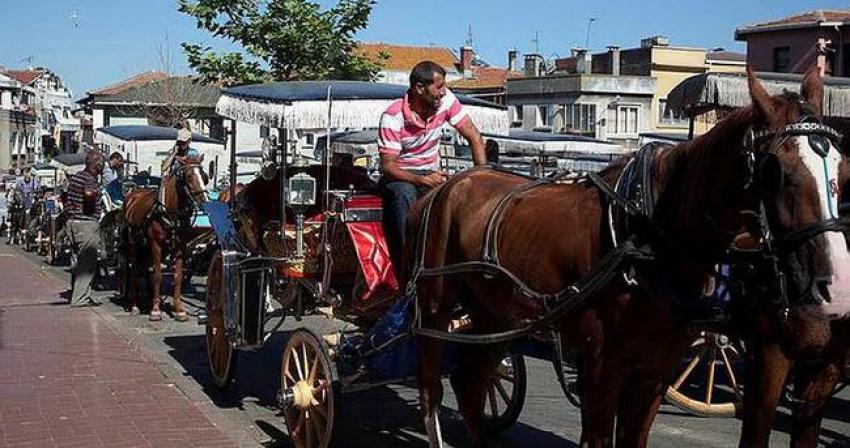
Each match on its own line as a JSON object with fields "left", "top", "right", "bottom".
{"left": 665, "top": 332, "right": 745, "bottom": 418}
{"left": 205, "top": 251, "right": 237, "bottom": 388}
{"left": 279, "top": 329, "right": 337, "bottom": 448}
{"left": 483, "top": 351, "right": 527, "bottom": 433}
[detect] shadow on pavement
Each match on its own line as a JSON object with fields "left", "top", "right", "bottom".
{"left": 163, "top": 329, "right": 572, "bottom": 448}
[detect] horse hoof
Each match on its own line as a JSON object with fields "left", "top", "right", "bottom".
{"left": 130, "top": 306, "right": 140, "bottom": 316}
{"left": 149, "top": 311, "right": 163, "bottom": 321}
{"left": 173, "top": 312, "right": 189, "bottom": 322}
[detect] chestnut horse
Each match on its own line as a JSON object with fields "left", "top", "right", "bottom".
{"left": 122, "top": 161, "right": 208, "bottom": 321}
{"left": 406, "top": 68, "right": 849, "bottom": 448}
{"left": 735, "top": 72, "right": 850, "bottom": 447}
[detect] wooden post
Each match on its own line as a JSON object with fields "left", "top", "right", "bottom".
{"left": 228, "top": 120, "right": 237, "bottom": 210}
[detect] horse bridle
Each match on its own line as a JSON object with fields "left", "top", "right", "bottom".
{"left": 735, "top": 116, "right": 848, "bottom": 311}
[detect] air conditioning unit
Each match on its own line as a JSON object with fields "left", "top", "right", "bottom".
{"left": 641, "top": 35, "right": 669, "bottom": 48}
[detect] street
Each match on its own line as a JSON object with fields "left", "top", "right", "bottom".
{"left": 1, "top": 245, "right": 849, "bottom": 447}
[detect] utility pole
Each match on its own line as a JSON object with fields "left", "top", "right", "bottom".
{"left": 585, "top": 17, "right": 597, "bottom": 50}
{"left": 532, "top": 31, "right": 541, "bottom": 54}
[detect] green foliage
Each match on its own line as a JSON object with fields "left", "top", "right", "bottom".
{"left": 179, "top": 0, "right": 384, "bottom": 85}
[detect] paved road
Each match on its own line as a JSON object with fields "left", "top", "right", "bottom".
{"left": 14, "top": 246, "right": 850, "bottom": 447}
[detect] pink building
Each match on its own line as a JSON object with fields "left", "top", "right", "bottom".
{"left": 735, "top": 10, "right": 850, "bottom": 76}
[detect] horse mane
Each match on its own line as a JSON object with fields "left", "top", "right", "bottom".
{"left": 653, "top": 106, "right": 755, "bottom": 233}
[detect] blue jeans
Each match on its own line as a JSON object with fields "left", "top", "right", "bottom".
{"left": 379, "top": 171, "right": 432, "bottom": 270}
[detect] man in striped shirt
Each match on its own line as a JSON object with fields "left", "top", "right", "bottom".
{"left": 377, "top": 60, "right": 486, "bottom": 268}
{"left": 66, "top": 150, "right": 104, "bottom": 307}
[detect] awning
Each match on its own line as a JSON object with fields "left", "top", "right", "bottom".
{"left": 666, "top": 71, "right": 850, "bottom": 117}
{"left": 95, "top": 125, "right": 222, "bottom": 145}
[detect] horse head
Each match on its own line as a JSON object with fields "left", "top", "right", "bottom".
{"left": 743, "top": 67, "right": 850, "bottom": 314}
{"left": 176, "top": 158, "right": 209, "bottom": 206}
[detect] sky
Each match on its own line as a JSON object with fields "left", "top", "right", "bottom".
{"left": 0, "top": 0, "right": 846, "bottom": 99}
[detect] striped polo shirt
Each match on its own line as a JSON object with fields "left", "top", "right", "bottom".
{"left": 66, "top": 170, "right": 102, "bottom": 220}
{"left": 377, "top": 89, "right": 469, "bottom": 171}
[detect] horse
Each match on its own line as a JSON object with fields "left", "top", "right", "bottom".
{"left": 404, "top": 67, "right": 848, "bottom": 448}
{"left": 735, "top": 76, "right": 850, "bottom": 446}
{"left": 122, "top": 160, "right": 208, "bottom": 321}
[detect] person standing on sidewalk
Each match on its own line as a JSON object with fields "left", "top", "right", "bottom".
{"left": 65, "top": 150, "right": 104, "bottom": 307}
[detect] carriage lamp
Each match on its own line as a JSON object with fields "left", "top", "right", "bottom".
{"left": 287, "top": 172, "right": 316, "bottom": 209}
{"left": 287, "top": 168, "right": 317, "bottom": 259}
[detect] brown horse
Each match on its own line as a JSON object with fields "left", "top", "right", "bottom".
{"left": 405, "top": 67, "right": 849, "bottom": 448}
{"left": 122, "top": 161, "right": 208, "bottom": 321}
{"left": 735, "top": 74, "right": 850, "bottom": 446}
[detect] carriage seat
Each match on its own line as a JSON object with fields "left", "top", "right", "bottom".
{"left": 328, "top": 191, "right": 383, "bottom": 223}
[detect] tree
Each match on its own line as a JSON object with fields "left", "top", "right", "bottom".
{"left": 178, "top": 0, "right": 384, "bottom": 85}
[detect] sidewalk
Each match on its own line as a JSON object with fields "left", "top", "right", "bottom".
{"left": 0, "top": 246, "right": 237, "bottom": 448}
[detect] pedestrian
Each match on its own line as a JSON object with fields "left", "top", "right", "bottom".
{"left": 65, "top": 150, "right": 104, "bottom": 307}
{"left": 377, "top": 60, "right": 487, "bottom": 268}
{"left": 102, "top": 152, "right": 124, "bottom": 185}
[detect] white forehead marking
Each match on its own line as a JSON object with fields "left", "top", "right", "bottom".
{"left": 795, "top": 136, "right": 841, "bottom": 220}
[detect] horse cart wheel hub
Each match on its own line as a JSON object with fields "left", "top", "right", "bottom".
{"left": 291, "top": 379, "right": 321, "bottom": 409}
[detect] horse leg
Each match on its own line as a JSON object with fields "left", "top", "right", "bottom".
{"left": 449, "top": 342, "right": 507, "bottom": 448}
{"left": 149, "top": 237, "right": 163, "bottom": 321}
{"left": 578, "top": 319, "right": 621, "bottom": 448}
{"left": 739, "top": 342, "right": 792, "bottom": 448}
{"left": 172, "top": 247, "right": 188, "bottom": 321}
{"left": 614, "top": 370, "right": 667, "bottom": 448}
{"left": 419, "top": 335, "right": 447, "bottom": 448}
{"left": 790, "top": 361, "right": 841, "bottom": 448}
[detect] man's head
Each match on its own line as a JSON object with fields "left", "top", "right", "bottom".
{"left": 409, "top": 60, "right": 447, "bottom": 110}
{"left": 22, "top": 166, "right": 31, "bottom": 180}
{"left": 176, "top": 128, "right": 192, "bottom": 151}
{"left": 109, "top": 152, "right": 124, "bottom": 170}
{"left": 85, "top": 150, "right": 104, "bottom": 175}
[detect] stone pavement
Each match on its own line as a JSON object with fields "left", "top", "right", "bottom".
{"left": 0, "top": 246, "right": 238, "bottom": 448}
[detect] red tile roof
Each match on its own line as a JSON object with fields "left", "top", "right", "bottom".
{"left": 356, "top": 43, "right": 459, "bottom": 72}
{"left": 448, "top": 66, "right": 523, "bottom": 90}
{"left": 737, "top": 9, "right": 850, "bottom": 36}
{"left": 88, "top": 71, "right": 168, "bottom": 96}
{"left": 3, "top": 69, "right": 45, "bottom": 85}
{"left": 706, "top": 50, "right": 746, "bottom": 63}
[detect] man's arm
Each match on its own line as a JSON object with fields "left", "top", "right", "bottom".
{"left": 455, "top": 119, "right": 486, "bottom": 166}
{"left": 380, "top": 154, "right": 445, "bottom": 188}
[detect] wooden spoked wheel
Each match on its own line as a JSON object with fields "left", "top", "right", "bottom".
{"left": 46, "top": 219, "right": 58, "bottom": 265}
{"left": 205, "top": 251, "right": 237, "bottom": 388}
{"left": 665, "top": 332, "right": 745, "bottom": 418}
{"left": 280, "top": 329, "right": 336, "bottom": 448}
{"left": 483, "top": 351, "right": 527, "bottom": 433}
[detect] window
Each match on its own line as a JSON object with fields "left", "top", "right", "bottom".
{"left": 539, "top": 106, "right": 551, "bottom": 127}
{"left": 561, "top": 103, "right": 597, "bottom": 136}
{"left": 610, "top": 105, "right": 640, "bottom": 135}
{"left": 843, "top": 44, "right": 850, "bottom": 77}
{"left": 658, "top": 99, "right": 688, "bottom": 126}
{"left": 259, "top": 125, "right": 270, "bottom": 138}
{"left": 773, "top": 47, "right": 790, "bottom": 72}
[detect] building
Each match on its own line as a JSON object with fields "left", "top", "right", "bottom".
{"left": 735, "top": 9, "right": 850, "bottom": 76}
{"left": 0, "top": 72, "right": 36, "bottom": 170}
{"left": 0, "top": 67, "right": 78, "bottom": 169}
{"left": 506, "top": 37, "right": 745, "bottom": 147}
{"left": 79, "top": 72, "right": 272, "bottom": 161}
{"left": 449, "top": 48, "right": 523, "bottom": 105}
{"left": 356, "top": 43, "right": 462, "bottom": 84}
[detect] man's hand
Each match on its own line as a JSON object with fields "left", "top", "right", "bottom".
{"left": 417, "top": 172, "right": 447, "bottom": 188}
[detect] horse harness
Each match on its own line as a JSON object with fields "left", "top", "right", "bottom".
{"left": 406, "top": 113, "right": 849, "bottom": 346}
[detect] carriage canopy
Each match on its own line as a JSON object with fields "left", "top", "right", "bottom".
{"left": 216, "top": 80, "right": 510, "bottom": 135}
{"left": 666, "top": 71, "right": 850, "bottom": 118}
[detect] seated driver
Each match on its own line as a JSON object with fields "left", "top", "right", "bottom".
{"left": 161, "top": 128, "right": 202, "bottom": 174}
{"left": 377, "top": 60, "right": 486, "bottom": 268}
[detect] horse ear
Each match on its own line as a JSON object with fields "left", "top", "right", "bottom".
{"left": 748, "top": 67, "right": 776, "bottom": 125}
{"left": 800, "top": 64, "right": 824, "bottom": 116}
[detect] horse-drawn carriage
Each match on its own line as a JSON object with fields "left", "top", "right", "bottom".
{"left": 202, "top": 81, "right": 523, "bottom": 446}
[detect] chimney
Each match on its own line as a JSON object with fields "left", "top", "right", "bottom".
{"left": 607, "top": 45, "right": 621, "bottom": 76}
{"left": 524, "top": 53, "right": 543, "bottom": 77}
{"left": 460, "top": 46, "right": 474, "bottom": 78}
{"left": 508, "top": 50, "right": 518, "bottom": 72}
{"left": 574, "top": 48, "right": 591, "bottom": 75}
